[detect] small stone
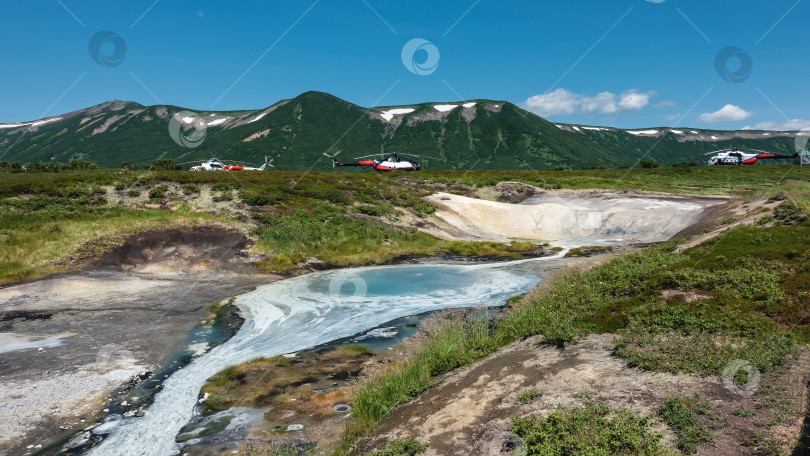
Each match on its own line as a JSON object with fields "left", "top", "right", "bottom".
{"left": 286, "top": 424, "right": 304, "bottom": 432}
{"left": 103, "top": 409, "right": 109, "bottom": 413}
{"left": 121, "top": 401, "right": 128, "bottom": 406}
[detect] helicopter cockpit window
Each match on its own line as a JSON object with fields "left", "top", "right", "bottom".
{"left": 211, "top": 164, "right": 222, "bottom": 169}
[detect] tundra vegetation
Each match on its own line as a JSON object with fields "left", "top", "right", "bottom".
{"left": 1, "top": 165, "right": 809, "bottom": 455}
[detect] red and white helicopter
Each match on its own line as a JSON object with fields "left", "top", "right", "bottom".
{"left": 705, "top": 148, "right": 797, "bottom": 166}
{"left": 187, "top": 156, "right": 273, "bottom": 171}
{"left": 323, "top": 151, "right": 439, "bottom": 171}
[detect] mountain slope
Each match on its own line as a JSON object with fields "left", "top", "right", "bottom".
{"left": 0, "top": 92, "right": 799, "bottom": 170}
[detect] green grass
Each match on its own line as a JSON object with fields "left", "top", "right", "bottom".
{"left": 251, "top": 202, "right": 538, "bottom": 271}
{"left": 658, "top": 395, "right": 714, "bottom": 454}
{"left": 510, "top": 401, "right": 671, "bottom": 456}
{"left": 336, "top": 344, "right": 372, "bottom": 355}
{"left": 347, "top": 314, "right": 498, "bottom": 429}
{"left": 0, "top": 202, "right": 230, "bottom": 284}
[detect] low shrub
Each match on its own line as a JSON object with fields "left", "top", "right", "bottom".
{"left": 181, "top": 184, "right": 201, "bottom": 195}
{"left": 368, "top": 439, "right": 427, "bottom": 456}
{"left": 148, "top": 185, "right": 169, "bottom": 199}
{"left": 511, "top": 401, "right": 668, "bottom": 455}
{"left": 659, "top": 394, "right": 713, "bottom": 453}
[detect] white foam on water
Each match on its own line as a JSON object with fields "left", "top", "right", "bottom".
{"left": 88, "top": 258, "right": 556, "bottom": 455}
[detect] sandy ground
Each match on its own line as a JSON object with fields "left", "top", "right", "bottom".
{"left": 421, "top": 190, "right": 727, "bottom": 244}
{"left": 362, "top": 334, "right": 810, "bottom": 456}
{"left": 0, "top": 227, "right": 277, "bottom": 455}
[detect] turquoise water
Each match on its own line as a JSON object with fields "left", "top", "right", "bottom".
{"left": 311, "top": 265, "right": 481, "bottom": 297}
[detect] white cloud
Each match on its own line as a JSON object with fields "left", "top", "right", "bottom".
{"left": 742, "top": 119, "right": 810, "bottom": 131}
{"left": 618, "top": 91, "right": 654, "bottom": 111}
{"left": 523, "top": 88, "right": 655, "bottom": 117}
{"left": 581, "top": 91, "right": 617, "bottom": 113}
{"left": 697, "top": 104, "right": 752, "bottom": 123}
{"left": 523, "top": 89, "right": 579, "bottom": 116}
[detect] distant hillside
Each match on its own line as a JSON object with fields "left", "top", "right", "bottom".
{"left": 0, "top": 91, "right": 799, "bottom": 170}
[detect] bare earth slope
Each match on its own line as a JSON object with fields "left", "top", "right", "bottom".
{"left": 363, "top": 335, "right": 810, "bottom": 456}
{"left": 0, "top": 227, "right": 277, "bottom": 455}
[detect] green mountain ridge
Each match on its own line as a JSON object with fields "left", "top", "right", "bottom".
{"left": 0, "top": 91, "right": 800, "bottom": 170}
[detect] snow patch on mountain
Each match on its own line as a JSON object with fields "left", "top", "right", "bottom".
{"left": 248, "top": 112, "right": 268, "bottom": 123}
{"left": 380, "top": 108, "right": 415, "bottom": 121}
{"left": 207, "top": 118, "right": 228, "bottom": 127}
{"left": 0, "top": 117, "right": 63, "bottom": 129}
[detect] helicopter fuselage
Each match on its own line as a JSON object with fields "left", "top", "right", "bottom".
{"left": 189, "top": 158, "right": 268, "bottom": 171}
{"left": 707, "top": 150, "right": 792, "bottom": 166}
{"left": 335, "top": 158, "right": 421, "bottom": 171}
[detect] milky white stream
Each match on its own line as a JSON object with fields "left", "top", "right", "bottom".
{"left": 88, "top": 254, "right": 566, "bottom": 455}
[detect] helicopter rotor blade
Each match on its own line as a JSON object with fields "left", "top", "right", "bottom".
{"left": 398, "top": 153, "right": 445, "bottom": 161}
{"left": 702, "top": 149, "right": 733, "bottom": 155}
{"left": 353, "top": 153, "right": 383, "bottom": 160}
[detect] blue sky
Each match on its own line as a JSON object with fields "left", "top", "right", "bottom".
{"left": 1, "top": 0, "right": 807, "bottom": 130}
